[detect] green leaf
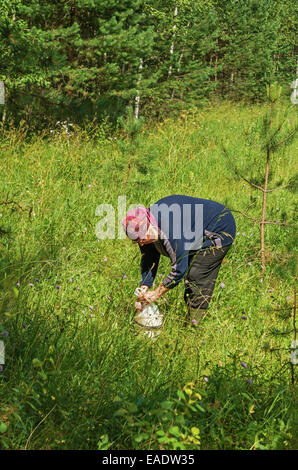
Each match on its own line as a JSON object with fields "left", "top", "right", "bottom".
{"left": 134, "top": 432, "right": 149, "bottom": 443}
{"left": 175, "top": 415, "right": 185, "bottom": 425}
{"left": 114, "top": 408, "right": 127, "bottom": 416}
{"left": 161, "top": 401, "right": 173, "bottom": 409}
{"left": 195, "top": 403, "right": 206, "bottom": 412}
{"left": 177, "top": 390, "right": 186, "bottom": 400}
{"left": 173, "top": 442, "right": 186, "bottom": 450}
{"left": 191, "top": 427, "right": 200, "bottom": 436}
{"left": 158, "top": 436, "right": 170, "bottom": 444}
{"left": 169, "top": 426, "right": 180, "bottom": 438}
{"left": 32, "top": 358, "right": 42, "bottom": 368}
{"left": 127, "top": 403, "right": 138, "bottom": 414}
{"left": 0, "top": 422, "right": 8, "bottom": 434}
{"left": 13, "top": 287, "right": 19, "bottom": 298}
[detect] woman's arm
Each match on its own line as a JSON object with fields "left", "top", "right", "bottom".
{"left": 139, "top": 243, "right": 160, "bottom": 287}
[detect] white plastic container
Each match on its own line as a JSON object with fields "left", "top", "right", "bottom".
{"left": 134, "top": 287, "right": 163, "bottom": 339}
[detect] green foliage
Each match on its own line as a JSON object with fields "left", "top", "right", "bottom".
{"left": 0, "top": 0, "right": 296, "bottom": 126}
{"left": 113, "top": 382, "right": 204, "bottom": 450}
{"left": 118, "top": 106, "right": 144, "bottom": 141}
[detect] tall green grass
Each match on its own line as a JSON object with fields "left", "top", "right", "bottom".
{"left": 0, "top": 102, "right": 297, "bottom": 450}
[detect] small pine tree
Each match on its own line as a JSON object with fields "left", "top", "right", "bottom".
{"left": 118, "top": 106, "right": 145, "bottom": 184}
{"left": 223, "top": 83, "right": 297, "bottom": 272}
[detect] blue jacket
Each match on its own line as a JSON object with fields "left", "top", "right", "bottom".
{"left": 139, "top": 195, "right": 236, "bottom": 289}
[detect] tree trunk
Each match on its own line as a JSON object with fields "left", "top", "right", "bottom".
{"left": 134, "top": 58, "right": 143, "bottom": 120}
{"left": 260, "top": 101, "right": 274, "bottom": 272}
{"left": 168, "top": 6, "right": 178, "bottom": 79}
{"left": 260, "top": 148, "right": 270, "bottom": 272}
{"left": 0, "top": 81, "right": 6, "bottom": 126}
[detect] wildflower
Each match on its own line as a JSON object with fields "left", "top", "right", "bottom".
{"left": 103, "top": 258, "right": 107, "bottom": 262}
{"left": 89, "top": 305, "right": 94, "bottom": 311}
{"left": 286, "top": 296, "right": 291, "bottom": 301}
{"left": 16, "top": 282, "right": 20, "bottom": 287}
{"left": 241, "top": 316, "right": 247, "bottom": 320}
{"left": 69, "top": 278, "right": 73, "bottom": 283}
{"left": 247, "top": 379, "right": 253, "bottom": 385}
{"left": 82, "top": 310, "right": 86, "bottom": 314}
{"left": 29, "top": 283, "right": 34, "bottom": 287}
{"left": 108, "top": 296, "right": 111, "bottom": 301}
{"left": 56, "top": 285, "right": 61, "bottom": 290}
{"left": 22, "top": 323, "right": 28, "bottom": 329}
{"left": 247, "top": 262, "right": 252, "bottom": 267}
{"left": 1, "top": 331, "right": 8, "bottom": 336}
{"left": 89, "top": 314, "right": 93, "bottom": 318}
{"left": 240, "top": 362, "right": 248, "bottom": 369}
{"left": 192, "top": 319, "right": 197, "bottom": 325}
{"left": 122, "top": 274, "right": 127, "bottom": 279}
{"left": 34, "top": 278, "right": 39, "bottom": 283}
{"left": 220, "top": 283, "right": 225, "bottom": 288}
{"left": 260, "top": 278, "right": 263, "bottom": 283}
{"left": 203, "top": 377, "right": 208, "bottom": 382}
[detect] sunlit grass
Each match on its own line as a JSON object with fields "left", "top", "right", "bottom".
{"left": 0, "top": 102, "right": 297, "bottom": 450}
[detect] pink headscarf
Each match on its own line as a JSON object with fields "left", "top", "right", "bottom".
{"left": 121, "top": 206, "right": 158, "bottom": 240}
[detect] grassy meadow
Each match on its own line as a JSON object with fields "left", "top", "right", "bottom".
{"left": 0, "top": 101, "right": 297, "bottom": 450}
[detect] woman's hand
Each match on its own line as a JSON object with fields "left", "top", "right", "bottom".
{"left": 134, "top": 285, "right": 149, "bottom": 312}
{"left": 141, "top": 290, "right": 160, "bottom": 304}
{"left": 135, "top": 284, "right": 169, "bottom": 312}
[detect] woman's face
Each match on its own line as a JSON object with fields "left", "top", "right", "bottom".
{"left": 132, "top": 224, "right": 158, "bottom": 246}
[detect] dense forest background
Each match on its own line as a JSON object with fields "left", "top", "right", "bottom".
{"left": 0, "top": 0, "right": 297, "bottom": 128}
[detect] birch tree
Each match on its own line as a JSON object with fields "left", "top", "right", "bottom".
{"left": 168, "top": 6, "right": 178, "bottom": 80}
